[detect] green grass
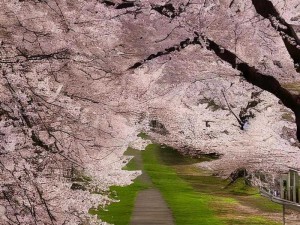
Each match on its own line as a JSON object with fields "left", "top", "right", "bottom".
{"left": 142, "top": 144, "right": 281, "bottom": 225}
{"left": 225, "top": 216, "right": 280, "bottom": 225}
{"left": 237, "top": 193, "right": 282, "bottom": 213}
{"left": 137, "top": 132, "right": 150, "bottom": 140}
{"left": 142, "top": 144, "right": 224, "bottom": 225}
{"left": 160, "top": 146, "right": 281, "bottom": 213}
{"left": 91, "top": 144, "right": 281, "bottom": 225}
{"left": 90, "top": 180, "right": 148, "bottom": 225}
{"left": 90, "top": 148, "right": 150, "bottom": 225}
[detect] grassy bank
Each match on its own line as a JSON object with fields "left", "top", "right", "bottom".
{"left": 142, "top": 144, "right": 224, "bottom": 225}
{"left": 89, "top": 148, "right": 150, "bottom": 225}
{"left": 91, "top": 142, "right": 281, "bottom": 225}
{"left": 142, "top": 144, "right": 281, "bottom": 225}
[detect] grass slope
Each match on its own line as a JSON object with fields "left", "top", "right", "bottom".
{"left": 142, "top": 144, "right": 281, "bottom": 225}
{"left": 91, "top": 142, "right": 281, "bottom": 225}
{"left": 142, "top": 144, "right": 224, "bottom": 225}
{"left": 90, "top": 148, "right": 149, "bottom": 225}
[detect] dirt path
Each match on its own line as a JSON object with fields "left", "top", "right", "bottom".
{"left": 130, "top": 188, "right": 174, "bottom": 225}
{"left": 129, "top": 148, "right": 174, "bottom": 225}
